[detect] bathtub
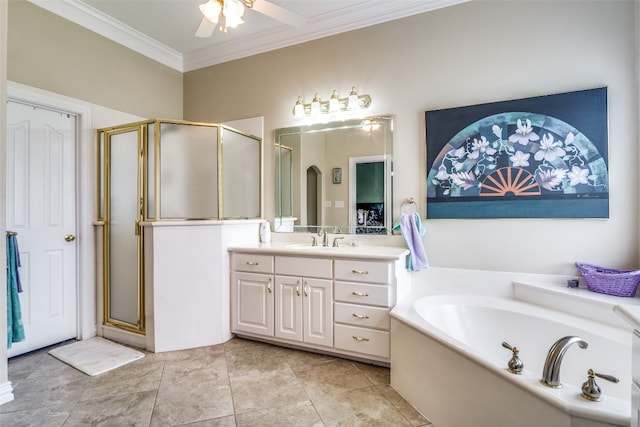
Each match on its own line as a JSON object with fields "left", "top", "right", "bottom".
{"left": 390, "top": 293, "right": 631, "bottom": 427}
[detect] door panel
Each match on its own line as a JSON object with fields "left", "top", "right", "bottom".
{"left": 275, "top": 275, "right": 302, "bottom": 341}
{"left": 303, "top": 278, "right": 332, "bottom": 347}
{"left": 7, "top": 101, "right": 77, "bottom": 357}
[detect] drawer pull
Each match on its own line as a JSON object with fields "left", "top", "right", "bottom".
{"left": 246, "top": 261, "right": 259, "bottom": 266}
{"left": 351, "top": 291, "right": 369, "bottom": 297}
{"left": 267, "top": 278, "right": 272, "bottom": 294}
{"left": 352, "top": 335, "right": 370, "bottom": 342}
{"left": 352, "top": 313, "right": 370, "bottom": 320}
{"left": 352, "top": 269, "right": 369, "bottom": 275}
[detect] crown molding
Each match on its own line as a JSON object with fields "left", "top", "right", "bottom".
{"left": 28, "top": 0, "right": 184, "bottom": 72}
{"left": 29, "top": 0, "right": 468, "bottom": 73}
{"left": 184, "top": 0, "right": 469, "bottom": 72}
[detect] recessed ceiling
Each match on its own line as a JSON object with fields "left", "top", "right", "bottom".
{"left": 29, "top": 0, "right": 469, "bottom": 72}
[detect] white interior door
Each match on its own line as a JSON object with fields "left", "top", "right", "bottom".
{"left": 6, "top": 100, "right": 78, "bottom": 357}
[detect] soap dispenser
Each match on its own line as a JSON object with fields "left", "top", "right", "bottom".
{"left": 259, "top": 221, "right": 271, "bottom": 243}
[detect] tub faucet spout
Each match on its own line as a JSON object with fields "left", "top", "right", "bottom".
{"left": 540, "top": 336, "right": 588, "bottom": 388}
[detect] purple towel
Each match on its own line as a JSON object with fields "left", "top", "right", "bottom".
{"left": 398, "top": 213, "right": 429, "bottom": 271}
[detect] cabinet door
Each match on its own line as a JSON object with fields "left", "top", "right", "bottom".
{"left": 275, "top": 275, "right": 303, "bottom": 341}
{"left": 303, "top": 278, "right": 333, "bottom": 348}
{"left": 231, "top": 272, "right": 274, "bottom": 337}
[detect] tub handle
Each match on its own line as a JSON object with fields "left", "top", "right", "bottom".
{"left": 581, "top": 368, "right": 620, "bottom": 402}
{"left": 352, "top": 313, "right": 370, "bottom": 320}
{"left": 501, "top": 342, "right": 524, "bottom": 374}
{"left": 352, "top": 336, "right": 370, "bottom": 342}
{"left": 352, "top": 291, "right": 369, "bottom": 297}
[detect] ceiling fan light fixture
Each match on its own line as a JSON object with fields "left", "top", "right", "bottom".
{"left": 223, "top": 0, "right": 246, "bottom": 29}
{"left": 200, "top": 0, "right": 222, "bottom": 23}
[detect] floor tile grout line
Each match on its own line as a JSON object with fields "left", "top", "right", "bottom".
{"left": 147, "top": 359, "right": 167, "bottom": 427}
{"left": 285, "top": 356, "right": 327, "bottom": 427}
{"left": 223, "top": 342, "right": 240, "bottom": 426}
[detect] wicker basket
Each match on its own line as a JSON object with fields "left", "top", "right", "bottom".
{"left": 575, "top": 262, "right": 640, "bottom": 297}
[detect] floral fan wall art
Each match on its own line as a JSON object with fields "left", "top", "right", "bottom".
{"left": 426, "top": 88, "right": 608, "bottom": 219}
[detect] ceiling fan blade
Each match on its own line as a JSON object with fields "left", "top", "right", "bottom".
{"left": 251, "top": 0, "right": 306, "bottom": 28}
{"left": 195, "top": 17, "right": 216, "bottom": 38}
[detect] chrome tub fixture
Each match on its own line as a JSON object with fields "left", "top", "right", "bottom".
{"left": 540, "top": 336, "right": 588, "bottom": 388}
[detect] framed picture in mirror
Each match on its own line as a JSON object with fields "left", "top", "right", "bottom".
{"left": 332, "top": 168, "right": 342, "bottom": 184}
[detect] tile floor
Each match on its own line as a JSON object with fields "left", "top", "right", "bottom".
{"left": 1, "top": 337, "right": 432, "bottom": 426}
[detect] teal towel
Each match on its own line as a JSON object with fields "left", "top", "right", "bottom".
{"left": 7, "top": 234, "right": 25, "bottom": 348}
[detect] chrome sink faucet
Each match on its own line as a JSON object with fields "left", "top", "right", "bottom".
{"left": 318, "top": 229, "right": 329, "bottom": 247}
{"left": 540, "top": 336, "right": 588, "bottom": 388}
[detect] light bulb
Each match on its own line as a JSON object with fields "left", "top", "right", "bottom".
{"left": 223, "top": 0, "right": 245, "bottom": 28}
{"left": 311, "top": 94, "right": 321, "bottom": 116}
{"left": 293, "top": 97, "right": 305, "bottom": 118}
{"left": 348, "top": 87, "right": 359, "bottom": 110}
{"left": 329, "top": 90, "right": 340, "bottom": 113}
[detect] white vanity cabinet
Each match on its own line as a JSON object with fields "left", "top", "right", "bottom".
{"left": 230, "top": 253, "right": 275, "bottom": 338}
{"left": 229, "top": 244, "right": 408, "bottom": 364}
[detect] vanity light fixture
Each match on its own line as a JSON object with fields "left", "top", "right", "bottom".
{"left": 292, "top": 87, "right": 372, "bottom": 118}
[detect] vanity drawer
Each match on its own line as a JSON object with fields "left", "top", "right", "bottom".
{"left": 232, "top": 253, "right": 274, "bottom": 274}
{"left": 334, "top": 324, "right": 390, "bottom": 359}
{"left": 275, "top": 256, "right": 332, "bottom": 278}
{"left": 334, "top": 281, "right": 391, "bottom": 307}
{"left": 334, "top": 302, "right": 390, "bottom": 330}
{"left": 334, "top": 259, "right": 392, "bottom": 284}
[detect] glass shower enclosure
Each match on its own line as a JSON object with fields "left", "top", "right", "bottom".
{"left": 97, "top": 119, "right": 262, "bottom": 334}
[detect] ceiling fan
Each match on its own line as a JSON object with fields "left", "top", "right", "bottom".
{"left": 195, "top": 0, "right": 306, "bottom": 37}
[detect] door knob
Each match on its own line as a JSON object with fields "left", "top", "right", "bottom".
{"left": 64, "top": 234, "right": 76, "bottom": 242}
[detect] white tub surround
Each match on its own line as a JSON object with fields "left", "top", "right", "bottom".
{"left": 144, "top": 220, "right": 260, "bottom": 352}
{"left": 391, "top": 275, "right": 634, "bottom": 427}
{"left": 228, "top": 243, "right": 409, "bottom": 364}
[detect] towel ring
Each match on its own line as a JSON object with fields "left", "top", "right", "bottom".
{"left": 400, "top": 198, "right": 418, "bottom": 214}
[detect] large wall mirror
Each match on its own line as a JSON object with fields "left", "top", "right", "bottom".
{"left": 274, "top": 115, "right": 393, "bottom": 234}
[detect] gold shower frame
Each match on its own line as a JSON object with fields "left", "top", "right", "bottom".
{"left": 97, "top": 119, "right": 263, "bottom": 335}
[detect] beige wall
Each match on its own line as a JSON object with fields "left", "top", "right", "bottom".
{"left": 7, "top": 0, "right": 183, "bottom": 120}
{"left": 185, "top": 0, "right": 639, "bottom": 275}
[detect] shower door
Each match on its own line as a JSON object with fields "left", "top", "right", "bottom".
{"left": 99, "top": 124, "right": 145, "bottom": 333}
